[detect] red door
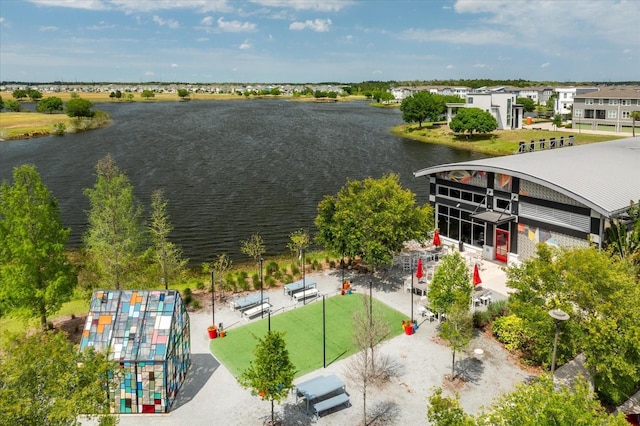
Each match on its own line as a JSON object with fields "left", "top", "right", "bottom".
{"left": 495, "top": 229, "right": 509, "bottom": 262}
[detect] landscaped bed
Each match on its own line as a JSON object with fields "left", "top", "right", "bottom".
{"left": 210, "top": 293, "right": 406, "bottom": 378}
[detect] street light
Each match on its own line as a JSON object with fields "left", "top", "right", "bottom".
{"left": 549, "top": 309, "right": 570, "bottom": 378}
{"left": 369, "top": 280, "right": 373, "bottom": 327}
{"left": 211, "top": 270, "right": 215, "bottom": 326}
{"left": 410, "top": 259, "right": 414, "bottom": 323}
{"left": 259, "top": 257, "right": 264, "bottom": 318}
{"left": 302, "top": 248, "right": 306, "bottom": 305}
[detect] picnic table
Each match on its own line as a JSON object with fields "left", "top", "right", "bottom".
{"left": 284, "top": 279, "right": 317, "bottom": 297}
{"left": 295, "top": 374, "right": 346, "bottom": 414}
{"left": 229, "top": 293, "right": 269, "bottom": 312}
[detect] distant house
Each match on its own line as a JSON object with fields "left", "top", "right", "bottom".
{"left": 80, "top": 290, "right": 191, "bottom": 414}
{"left": 446, "top": 92, "right": 524, "bottom": 130}
{"left": 573, "top": 86, "right": 640, "bottom": 134}
{"left": 554, "top": 87, "right": 599, "bottom": 118}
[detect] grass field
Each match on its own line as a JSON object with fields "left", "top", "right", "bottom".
{"left": 210, "top": 293, "right": 406, "bottom": 378}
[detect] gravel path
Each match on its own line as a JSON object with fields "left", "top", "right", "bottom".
{"left": 106, "top": 252, "right": 535, "bottom": 425}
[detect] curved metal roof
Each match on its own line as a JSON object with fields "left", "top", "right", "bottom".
{"left": 414, "top": 137, "right": 640, "bottom": 218}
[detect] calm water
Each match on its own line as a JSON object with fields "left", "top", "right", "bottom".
{"left": 0, "top": 100, "right": 485, "bottom": 263}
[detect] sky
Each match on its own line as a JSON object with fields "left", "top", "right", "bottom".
{"left": 0, "top": 0, "right": 639, "bottom": 84}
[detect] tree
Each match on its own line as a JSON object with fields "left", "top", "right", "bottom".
{"left": 239, "top": 331, "right": 296, "bottom": 425}
{"left": 0, "top": 331, "right": 118, "bottom": 426}
{"left": 28, "top": 89, "right": 43, "bottom": 102}
{"left": 449, "top": 107, "right": 498, "bottom": 136}
{"left": 516, "top": 97, "right": 536, "bottom": 112}
{"left": 177, "top": 88, "right": 189, "bottom": 99}
{"left": 0, "top": 165, "right": 76, "bottom": 329}
{"left": 605, "top": 200, "right": 640, "bottom": 269}
{"left": 400, "top": 91, "right": 447, "bottom": 128}
{"left": 505, "top": 245, "right": 640, "bottom": 405}
{"left": 12, "top": 89, "right": 27, "bottom": 99}
{"left": 0, "top": 95, "right": 4, "bottom": 111}
{"left": 630, "top": 110, "right": 640, "bottom": 137}
{"left": 287, "top": 229, "right": 310, "bottom": 267}
{"left": 427, "top": 376, "right": 627, "bottom": 425}
{"left": 83, "top": 154, "right": 145, "bottom": 289}
{"left": 141, "top": 89, "right": 155, "bottom": 100}
{"left": 36, "top": 96, "right": 64, "bottom": 114}
{"left": 552, "top": 113, "right": 562, "bottom": 130}
{"left": 207, "top": 253, "right": 233, "bottom": 297}
{"left": 66, "top": 97, "right": 94, "bottom": 117}
{"left": 315, "top": 174, "right": 434, "bottom": 268}
{"left": 241, "top": 233, "right": 266, "bottom": 268}
{"left": 379, "top": 91, "right": 395, "bottom": 104}
{"left": 439, "top": 307, "right": 474, "bottom": 380}
{"left": 4, "top": 98, "right": 21, "bottom": 112}
{"left": 149, "top": 189, "right": 187, "bottom": 289}
{"left": 427, "top": 251, "right": 472, "bottom": 316}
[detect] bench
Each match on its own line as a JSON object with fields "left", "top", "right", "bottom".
{"left": 293, "top": 288, "right": 319, "bottom": 301}
{"left": 242, "top": 302, "right": 270, "bottom": 319}
{"left": 312, "top": 392, "right": 349, "bottom": 418}
{"left": 418, "top": 306, "right": 435, "bottom": 321}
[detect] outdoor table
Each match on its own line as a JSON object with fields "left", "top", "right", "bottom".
{"left": 284, "top": 279, "right": 317, "bottom": 297}
{"left": 295, "top": 374, "right": 346, "bottom": 414}
{"left": 230, "top": 293, "right": 268, "bottom": 311}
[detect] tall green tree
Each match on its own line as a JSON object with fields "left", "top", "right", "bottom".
{"left": 84, "top": 154, "right": 145, "bottom": 289}
{"left": 36, "top": 96, "right": 64, "bottom": 114}
{"left": 449, "top": 107, "right": 498, "bottom": 136}
{"left": 315, "top": 174, "right": 434, "bottom": 268}
{"left": 631, "top": 110, "right": 640, "bottom": 137}
{"left": 0, "top": 95, "right": 4, "bottom": 111}
{"left": 141, "top": 89, "right": 155, "bottom": 100}
{"left": 427, "top": 376, "right": 627, "bottom": 425}
{"left": 4, "top": 98, "right": 21, "bottom": 112}
{"left": 400, "top": 91, "right": 447, "bottom": 128}
{"left": 177, "top": 88, "right": 189, "bottom": 99}
{"left": 0, "top": 165, "right": 76, "bottom": 329}
{"left": 66, "top": 97, "right": 94, "bottom": 117}
{"left": 27, "top": 89, "right": 43, "bottom": 102}
{"left": 12, "top": 89, "right": 27, "bottom": 100}
{"left": 552, "top": 113, "right": 562, "bottom": 129}
{"left": 440, "top": 307, "right": 474, "bottom": 381}
{"left": 239, "top": 331, "right": 296, "bottom": 425}
{"left": 149, "top": 189, "right": 187, "bottom": 289}
{"left": 0, "top": 331, "right": 118, "bottom": 426}
{"left": 516, "top": 97, "right": 536, "bottom": 112}
{"left": 427, "top": 251, "right": 472, "bottom": 316}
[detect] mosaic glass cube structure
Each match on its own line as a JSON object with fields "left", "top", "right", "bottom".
{"left": 80, "top": 290, "right": 191, "bottom": 414}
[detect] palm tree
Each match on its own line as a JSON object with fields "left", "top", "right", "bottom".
{"left": 630, "top": 111, "right": 640, "bottom": 137}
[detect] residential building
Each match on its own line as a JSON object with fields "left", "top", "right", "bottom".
{"left": 413, "top": 137, "right": 640, "bottom": 264}
{"left": 554, "top": 87, "right": 599, "bottom": 118}
{"left": 446, "top": 92, "right": 524, "bottom": 130}
{"left": 573, "top": 86, "right": 640, "bottom": 134}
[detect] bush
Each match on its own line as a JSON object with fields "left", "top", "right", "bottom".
{"left": 290, "top": 264, "right": 300, "bottom": 276}
{"left": 191, "top": 300, "right": 201, "bottom": 309}
{"left": 183, "top": 287, "right": 192, "bottom": 296}
{"left": 282, "top": 274, "right": 294, "bottom": 284}
{"left": 312, "top": 260, "right": 320, "bottom": 270}
{"left": 273, "top": 270, "right": 283, "bottom": 281}
{"left": 53, "top": 122, "right": 66, "bottom": 136}
{"left": 492, "top": 314, "right": 526, "bottom": 352}
{"left": 265, "top": 276, "right": 277, "bottom": 288}
{"left": 487, "top": 300, "right": 510, "bottom": 320}
{"left": 329, "top": 260, "right": 336, "bottom": 268}
{"left": 196, "top": 280, "right": 205, "bottom": 290}
{"left": 266, "top": 261, "right": 279, "bottom": 275}
{"left": 252, "top": 273, "right": 261, "bottom": 290}
{"left": 473, "top": 310, "right": 491, "bottom": 329}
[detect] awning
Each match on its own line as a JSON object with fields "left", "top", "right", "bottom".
{"left": 471, "top": 210, "right": 516, "bottom": 225}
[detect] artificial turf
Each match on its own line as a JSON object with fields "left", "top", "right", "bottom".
{"left": 210, "top": 293, "right": 407, "bottom": 378}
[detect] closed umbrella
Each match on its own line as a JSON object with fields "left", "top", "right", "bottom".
{"left": 416, "top": 258, "right": 424, "bottom": 281}
{"left": 473, "top": 263, "right": 482, "bottom": 286}
{"left": 433, "top": 229, "right": 441, "bottom": 247}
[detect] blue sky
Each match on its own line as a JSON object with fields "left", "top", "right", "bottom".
{"left": 1, "top": 0, "right": 638, "bottom": 83}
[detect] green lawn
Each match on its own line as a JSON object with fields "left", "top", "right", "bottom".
{"left": 210, "top": 293, "right": 407, "bottom": 378}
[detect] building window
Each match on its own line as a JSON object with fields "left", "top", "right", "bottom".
{"left": 467, "top": 97, "right": 473, "bottom": 104}
{"left": 609, "top": 99, "right": 618, "bottom": 105}
{"left": 598, "top": 99, "right": 604, "bottom": 105}
{"left": 585, "top": 99, "right": 593, "bottom": 105}
{"left": 574, "top": 109, "right": 582, "bottom": 117}
{"left": 621, "top": 99, "right": 632, "bottom": 106}
{"left": 585, "top": 109, "right": 594, "bottom": 119}
{"left": 563, "top": 93, "right": 567, "bottom": 99}
{"left": 608, "top": 110, "right": 617, "bottom": 119}
{"left": 596, "top": 110, "right": 606, "bottom": 119}
{"left": 622, "top": 111, "right": 630, "bottom": 119}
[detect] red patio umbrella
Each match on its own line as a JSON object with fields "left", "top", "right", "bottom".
{"left": 433, "top": 229, "right": 441, "bottom": 247}
{"left": 416, "top": 258, "right": 424, "bottom": 281}
{"left": 473, "top": 263, "right": 482, "bottom": 286}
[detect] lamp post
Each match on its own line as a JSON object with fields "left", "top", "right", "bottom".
{"left": 259, "top": 257, "right": 264, "bottom": 318}
{"left": 410, "top": 259, "right": 414, "bottom": 323}
{"left": 341, "top": 241, "right": 345, "bottom": 287}
{"left": 302, "top": 248, "right": 306, "bottom": 305}
{"left": 211, "top": 269, "right": 216, "bottom": 325}
{"left": 549, "top": 309, "right": 570, "bottom": 378}
{"left": 369, "top": 279, "right": 373, "bottom": 327}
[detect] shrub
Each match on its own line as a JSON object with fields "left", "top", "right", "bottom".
{"left": 282, "top": 274, "right": 294, "bottom": 284}
{"left": 473, "top": 310, "right": 491, "bottom": 329}
{"left": 196, "top": 280, "right": 205, "bottom": 290}
{"left": 273, "top": 270, "right": 283, "bottom": 281}
{"left": 183, "top": 287, "right": 192, "bottom": 296}
{"left": 252, "top": 273, "right": 261, "bottom": 290}
{"left": 329, "top": 260, "right": 336, "bottom": 268}
{"left": 266, "top": 261, "right": 279, "bottom": 275}
{"left": 487, "top": 300, "right": 510, "bottom": 320}
{"left": 265, "top": 276, "right": 277, "bottom": 288}
{"left": 191, "top": 300, "right": 201, "bottom": 309}
{"left": 53, "top": 122, "right": 66, "bottom": 136}
{"left": 312, "top": 260, "right": 320, "bottom": 270}
{"left": 492, "top": 314, "right": 526, "bottom": 352}
{"left": 290, "top": 264, "right": 300, "bottom": 276}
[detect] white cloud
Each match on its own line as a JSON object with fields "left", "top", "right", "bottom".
{"left": 249, "top": 0, "right": 353, "bottom": 12}
{"left": 144, "top": 71, "right": 155, "bottom": 76}
{"left": 541, "top": 62, "right": 550, "bottom": 68}
{"left": 153, "top": 15, "right": 180, "bottom": 29}
{"left": 623, "top": 49, "right": 631, "bottom": 53}
{"left": 472, "top": 63, "right": 486, "bottom": 68}
{"left": 239, "top": 40, "right": 252, "bottom": 49}
{"left": 27, "top": 0, "right": 109, "bottom": 10}
{"left": 400, "top": 28, "right": 509, "bottom": 45}
{"left": 289, "top": 19, "right": 331, "bottom": 32}
{"left": 0, "top": 17, "right": 5, "bottom": 23}
{"left": 86, "top": 22, "right": 116, "bottom": 30}
{"left": 201, "top": 16, "right": 214, "bottom": 25}
{"left": 446, "top": 64, "right": 455, "bottom": 69}
{"left": 372, "top": 70, "right": 382, "bottom": 75}
{"left": 171, "top": 63, "right": 178, "bottom": 67}
{"left": 217, "top": 17, "right": 257, "bottom": 32}
{"left": 39, "top": 25, "right": 59, "bottom": 31}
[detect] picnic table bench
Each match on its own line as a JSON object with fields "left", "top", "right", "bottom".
{"left": 284, "top": 279, "right": 317, "bottom": 297}
{"left": 243, "top": 302, "right": 271, "bottom": 319}
{"left": 295, "top": 374, "right": 347, "bottom": 414}
{"left": 312, "top": 392, "right": 350, "bottom": 418}
{"left": 230, "top": 293, "right": 269, "bottom": 312}
{"left": 293, "top": 287, "right": 319, "bottom": 301}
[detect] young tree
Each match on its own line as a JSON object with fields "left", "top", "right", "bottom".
{"left": 449, "top": 107, "right": 498, "bottom": 136}
{"left": 439, "top": 307, "right": 474, "bottom": 381}
{"left": 209, "top": 253, "right": 233, "bottom": 297}
{"left": 149, "top": 189, "right": 187, "bottom": 289}
{"left": 4, "top": 98, "right": 21, "bottom": 112}
{"left": 241, "top": 233, "right": 266, "bottom": 267}
{"left": 177, "top": 88, "right": 189, "bottom": 99}
{"left": 0, "top": 165, "right": 76, "bottom": 329}
{"left": 630, "top": 110, "right": 640, "bottom": 137}
{"left": 141, "top": 89, "right": 155, "bottom": 100}
{"left": 516, "top": 97, "right": 536, "bottom": 112}
{"left": 84, "top": 154, "right": 145, "bottom": 289}
{"left": 552, "top": 113, "right": 562, "bottom": 130}
{"left": 36, "top": 96, "right": 64, "bottom": 114}
{"left": 239, "top": 331, "right": 296, "bottom": 425}
{"left": 426, "top": 388, "right": 474, "bottom": 426}
{"left": 427, "top": 251, "right": 472, "bottom": 316}
{"left": 0, "top": 331, "right": 119, "bottom": 426}
{"left": 315, "top": 174, "right": 434, "bottom": 268}
{"left": 287, "top": 229, "right": 311, "bottom": 267}
{"left": 400, "top": 91, "right": 447, "bottom": 128}
{"left": 66, "top": 97, "right": 94, "bottom": 117}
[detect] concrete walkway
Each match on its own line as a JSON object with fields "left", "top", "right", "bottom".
{"left": 110, "top": 250, "right": 531, "bottom": 426}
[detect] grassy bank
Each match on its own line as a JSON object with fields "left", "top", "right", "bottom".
{"left": 392, "top": 123, "right": 625, "bottom": 156}
{"left": 0, "top": 111, "right": 111, "bottom": 140}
